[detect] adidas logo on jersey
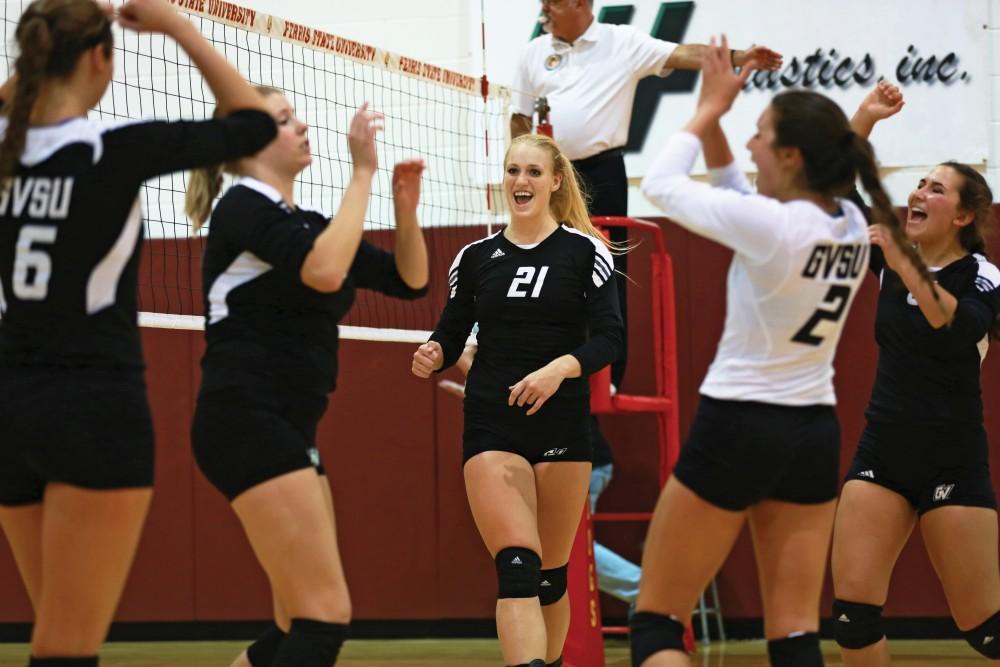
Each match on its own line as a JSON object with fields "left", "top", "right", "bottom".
{"left": 933, "top": 484, "right": 955, "bottom": 501}
{"left": 838, "top": 614, "right": 851, "bottom": 623}
{"left": 511, "top": 556, "right": 522, "bottom": 565}
{"left": 540, "top": 580, "right": 551, "bottom": 587}
{"left": 906, "top": 292, "right": 919, "bottom": 306}
{"left": 858, "top": 470, "right": 875, "bottom": 479}
{"left": 491, "top": 248, "right": 505, "bottom": 259}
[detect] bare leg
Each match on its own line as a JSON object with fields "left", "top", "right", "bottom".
{"left": 231, "top": 469, "right": 351, "bottom": 624}
{"left": 635, "top": 477, "right": 746, "bottom": 667}
{"left": 465, "top": 451, "right": 545, "bottom": 664}
{"left": 921, "top": 506, "right": 1000, "bottom": 664}
{"left": 535, "top": 461, "right": 591, "bottom": 663}
{"left": 831, "top": 481, "right": 916, "bottom": 667}
{"left": 30, "top": 484, "right": 152, "bottom": 657}
{"left": 748, "top": 499, "right": 836, "bottom": 638}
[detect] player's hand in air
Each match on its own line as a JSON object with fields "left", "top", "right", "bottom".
{"left": 348, "top": 103, "right": 383, "bottom": 177}
{"left": 696, "top": 35, "right": 756, "bottom": 121}
{"left": 852, "top": 80, "right": 905, "bottom": 138}
{"left": 392, "top": 159, "right": 426, "bottom": 218}
{"left": 117, "top": 0, "right": 186, "bottom": 34}
{"left": 412, "top": 341, "right": 443, "bottom": 378}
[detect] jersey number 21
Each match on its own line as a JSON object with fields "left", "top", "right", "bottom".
{"left": 507, "top": 266, "right": 549, "bottom": 298}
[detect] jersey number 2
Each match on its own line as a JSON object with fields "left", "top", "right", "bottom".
{"left": 791, "top": 285, "right": 851, "bottom": 346}
{"left": 13, "top": 225, "right": 57, "bottom": 300}
{"left": 507, "top": 266, "right": 549, "bottom": 298}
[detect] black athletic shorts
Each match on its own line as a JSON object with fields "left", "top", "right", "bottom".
{"left": 462, "top": 396, "right": 591, "bottom": 465}
{"left": 0, "top": 367, "right": 155, "bottom": 506}
{"left": 673, "top": 395, "right": 840, "bottom": 511}
{"left": 192, "top": 367, "right": 328, "bottom": 501}
{"left": 846, "top": 420, "right": 997, "bottom": 514}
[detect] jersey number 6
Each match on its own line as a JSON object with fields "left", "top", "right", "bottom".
{"left": 507, "top": 266, "right": 549, "bottom": 298}
{"left": 13, "top": 225, "right": 57, "bottom": 300}
{"left": 791, "top": 284, "right": 851, "bottom": 346}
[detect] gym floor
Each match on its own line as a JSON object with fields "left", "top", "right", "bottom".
{"left": 0, "top": 639, "right": 984, "bottom": 666}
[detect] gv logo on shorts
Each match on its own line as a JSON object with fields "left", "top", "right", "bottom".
{"left": 933, "top": 484, "right": 955, "bottom": 501}
{"left": 543, "top": 447, "right": 568, "bottom": 457}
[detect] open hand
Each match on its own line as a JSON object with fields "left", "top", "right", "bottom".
{"left": 392, "top": 159, "right": 425, "bottom": 216}
{"left": 348, "top": 103, "right": 384, "bottom": 176}
{"left": 696, "top": 35, "right": 756, "bottom": 120}
{"left": 736, "top": 44, "right": 782, "bottom": 71}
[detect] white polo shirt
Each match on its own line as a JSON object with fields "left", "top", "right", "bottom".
{"left": 511, "top": 19, "right": 677, "bottom": 161}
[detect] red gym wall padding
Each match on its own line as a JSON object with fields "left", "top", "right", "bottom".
{"left": 1, "top": 215, "right": 998, "bottom": 624}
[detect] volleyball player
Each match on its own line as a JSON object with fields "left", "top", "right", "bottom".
{"left": 628, "top": 39, "right": 937, "bottom": 667}
{"left": 831, "top": 81, "right": 1000, "bottom": 665}
{"left": 186, "top": 91, "right": 428, "bottom": 666}
{"left": 0, "top": 0, "right": 275, "bottom": 664}
{"left": 411, "top": 132, "right": 624, "bottom": 667}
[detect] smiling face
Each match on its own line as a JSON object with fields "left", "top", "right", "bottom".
{"left": 251, "top": 92, "right": 311, "bottom": 177}
{"left": 906, "top": 165, "right": 973, "bottom": 247}
{"left": 540, "top": 0, "right": 590, "bottom": 42}
{"left": 504, "top": 143, "right": 562, "bottom": 220}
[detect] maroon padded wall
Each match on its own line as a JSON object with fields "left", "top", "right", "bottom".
{"left": 1, "top": 216, "right": 998, "bottom": 625}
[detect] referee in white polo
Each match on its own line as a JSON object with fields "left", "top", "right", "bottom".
{"left": 512, "top": 0, "right": 780, "bottom": 388}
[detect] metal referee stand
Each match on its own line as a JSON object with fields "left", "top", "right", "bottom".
{"left": 564, "top": 217, "right": 724, "bottom": 666}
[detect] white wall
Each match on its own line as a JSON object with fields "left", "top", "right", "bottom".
{"left": 147, "top": 0, "right": 1000, "bottom": 210}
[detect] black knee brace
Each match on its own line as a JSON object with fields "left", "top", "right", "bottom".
{"left": 539, "top": 564, "right": 568, "bottom": 606}
{"left": 495, "top": 547, "right": 542, "bottom": 599}
{"left": 767, "top": 632, "right": 822, "bottom": 667}
{"left": 832, "top": 599, "right": 885, "bottom": 649}
{"left": 629, "top": 611, "right": 686, "bottom": 667}
{"left": 271, "top": 618, "right": 347, "bottom": 667}
{"left": 28, "top": 659, "right": 98, "bottom": 667}
{"left": 963, "top": 608, "right": 1000, "bottom": 659}
{"left": 246, "top": 623, "right": 286, "bottom": 666}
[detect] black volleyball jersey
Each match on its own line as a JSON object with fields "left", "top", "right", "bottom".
{"left": 0, "top": 110, "right": 276, "bottom": 369}
{"left": 201, "top": 176, "right": 427, "bottom": 394}
{"left": 866, "top": 245, "right": 1000, "bottom": 425}
{"left": 430, "top": 225, "right": 624, "bottom": 404}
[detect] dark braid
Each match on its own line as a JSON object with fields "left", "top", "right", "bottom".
{"left": 0, "top": 0, "right": 113, "bottom": 189}
{"left": 770, "top": 90, "right": 942, "bottom": 315}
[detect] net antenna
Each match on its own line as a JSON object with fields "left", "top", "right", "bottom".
{"left": 0, "top": 0, "right": 510, "bottom": 343}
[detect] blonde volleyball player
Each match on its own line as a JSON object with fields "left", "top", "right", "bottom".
{"left": 412, "top": 133, "right": 624, "bottom": 667}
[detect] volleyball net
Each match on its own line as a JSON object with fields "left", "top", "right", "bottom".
{"left": 0, "top": 0, "right": 510, "bottom": 341}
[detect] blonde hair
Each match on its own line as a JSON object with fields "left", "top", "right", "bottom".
{"left": 184, "top": 86, "right": 283, "bottom": 232}
{"left": 505, "top": 133, "right": 626, "bottom": 252}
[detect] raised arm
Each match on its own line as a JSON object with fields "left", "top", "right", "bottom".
{"left": 117, "top": 0, "right": 267, "bottom": 116}
{"left": 300, "top": 105, "right": 382, "bottom": 292}
{"left": 665, "top": 42, "right": 782, "bottom": 71}
{"left": 391, "top": 159, "right": 429, "bottom": 290}
{"left": 851, "top": 79, "right": 905, "bottom": 139}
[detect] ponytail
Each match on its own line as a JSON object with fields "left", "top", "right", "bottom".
{"left": 185, "top": 164, "right": 223, "bottom": 232}
{"left": 0, "top": 15, "right": 51, "bottom": 189}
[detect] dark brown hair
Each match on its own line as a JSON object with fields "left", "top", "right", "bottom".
{"left": 770, "top": 90, "right": 939, "bottom": 306}
{"left": 0, "top": 0, "right": 113, "bottom": 188}
{"left": 938, "top": 161, "right": 999, "bottom": 338}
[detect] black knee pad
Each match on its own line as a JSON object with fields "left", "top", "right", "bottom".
{"left": 963, "top": 608, "right": 1000, "bottom": 659}
{"left": 833, "top": 599, "right": 885, "bottom": 649}
{"left": 767, "top": 632, "right": 822, "bottom": 667}
{"left": 539, "top": 564, "right": 568, "bottom": 606}
{"left": 629, "top": 610, "right": 686, "bottom": 667}
{"left": 246, "top": 624, "right": 286, "bottom": 666}
{"left": 29, "top": 659, "right": 98, "bottom": 667}
{"left": 271, "top": 618, "right": 347, "bottom": 667}
{"left": 495, "top": 547, "right": 542, "bottom": 599}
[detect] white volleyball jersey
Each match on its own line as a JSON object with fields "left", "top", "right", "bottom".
{"left": 642, "top": 132, "right": 869, "bottom": 406}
